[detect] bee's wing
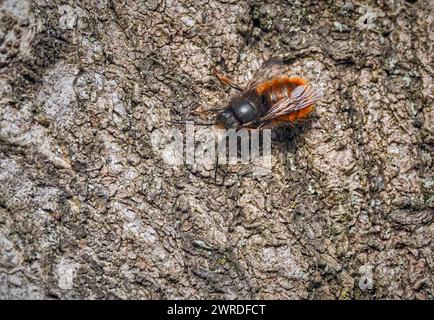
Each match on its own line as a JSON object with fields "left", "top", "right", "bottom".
{"left": 246, "top": 84, "right": 323, "bottom": 128}
{"left": 244, "top": 57, "right": 286, "bottom": 91}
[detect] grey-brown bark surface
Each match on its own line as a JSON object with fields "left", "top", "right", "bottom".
{"left": 0, "top": 0, "right": 433, "bottom": 299}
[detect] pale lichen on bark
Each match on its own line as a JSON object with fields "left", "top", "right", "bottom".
{"left": 0, "top": 0, "right": 433, "bottom": 299}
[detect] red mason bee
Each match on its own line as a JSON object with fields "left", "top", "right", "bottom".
{"left": 214, "top": 57, "right": 322, "bottom": 129}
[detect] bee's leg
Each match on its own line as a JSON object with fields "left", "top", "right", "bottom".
{"left": 214, "top": 164, "right": 218, "bottom": 184}
{"left": 214, "top": 70, "right": 243, "bottom": 92}
{"left": 213, "top": 163, "right": 226, "bottom": 185}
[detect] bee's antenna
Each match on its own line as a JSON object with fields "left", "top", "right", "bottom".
{"left": 207, "top": 107, "right": 226, "bottom": 112}
{"left": 166, "top": 120, "right": 215, "bottom": 126}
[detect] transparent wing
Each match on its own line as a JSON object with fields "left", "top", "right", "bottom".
{"left": 244, "top": 57, "right": 287, "bottom": 91}
{"left": 245, "top": 84, "right": 323, "bottom": 128}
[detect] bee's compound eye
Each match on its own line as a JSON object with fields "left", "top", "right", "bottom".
{"left": 216, "top": 110, "right": 239, "bottom": 128}
{"left": 233, "top": 101, "right": 256, "bottom": 123}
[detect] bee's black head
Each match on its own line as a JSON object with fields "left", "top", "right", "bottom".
{"left": 215, "top": 109, "right": 240, "bottom": 129}
{"left": 216, "top": 98, "right": 258, "bottom": 129}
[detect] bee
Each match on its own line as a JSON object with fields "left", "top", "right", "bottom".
{"left": 214, "top": 57, "right": 322, "bottom": 129}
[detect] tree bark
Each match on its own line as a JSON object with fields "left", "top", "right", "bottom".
{"left": 0, "top": 0, "right": 433, "bottom": 299}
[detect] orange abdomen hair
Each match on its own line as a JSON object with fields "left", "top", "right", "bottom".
{"left": 256, "top": 76, "right": 315, "bottom": 125}
{"left": 271, "top": 104, "right": 314, "bottom": 126}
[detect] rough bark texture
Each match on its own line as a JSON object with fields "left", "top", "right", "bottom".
{"left": 0, "top": 0, "right": 433, "bottom": 299}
